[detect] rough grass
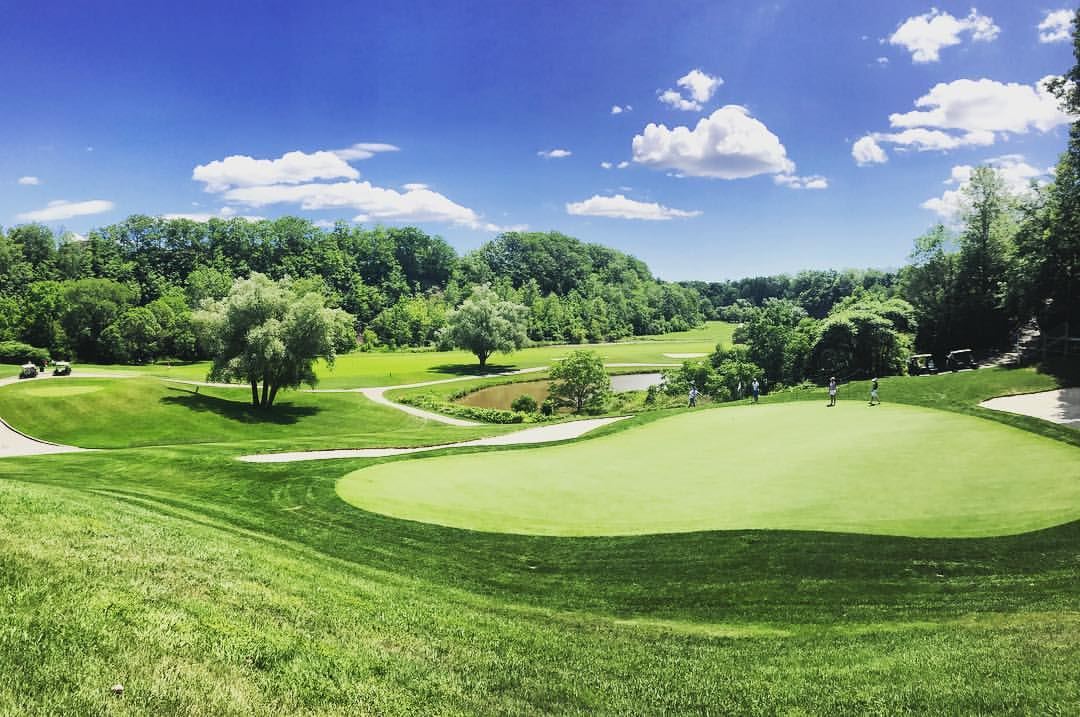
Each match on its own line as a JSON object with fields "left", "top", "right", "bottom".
{"left": 0, "top": 360, "right": 1078, "bottom": 714}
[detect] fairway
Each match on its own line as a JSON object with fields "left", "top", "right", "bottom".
{"left": 338, "top": 402, "right": 1080, "bottom": 537}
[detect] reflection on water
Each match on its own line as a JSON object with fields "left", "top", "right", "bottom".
{"left": 457, "top": 373, "right": 663, "bottom": 410}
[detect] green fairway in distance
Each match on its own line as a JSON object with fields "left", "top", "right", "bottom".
{"left": 338, "top": 402, "right": 1080, "bottom": 538}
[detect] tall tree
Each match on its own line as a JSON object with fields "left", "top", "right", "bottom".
{"left": 194, "top": 273, "right": 354, "bottom": 408}
{"left": 548, "top": 350, "right": 610, "bottom": 412}
{"left": 442, "top": 284, "right": 528, "bottom": 369}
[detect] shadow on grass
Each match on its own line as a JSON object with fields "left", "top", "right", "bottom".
{"left": 1037, "top": 356, "right": 1080, "bottom": 387}
{"left": 160, "top": 387, "right": 318, "bottom": 425}
{"left": 430, "top": 363, "right": 518, "bottom": 377}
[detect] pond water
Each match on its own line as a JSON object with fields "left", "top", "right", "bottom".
{"left": 457, "top": 373, "right": 663, "bottom": 410}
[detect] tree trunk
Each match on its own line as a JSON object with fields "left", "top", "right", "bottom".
{"left": 251, "top": 380, "right": 259, "bottom": 407}
{"left": 267, "top": 383, "right": 280, "bottom": 408}
{"left": 478, "top": 351, "right": 488, "bottom": 370}
{"left": 260, "top": 373, "right": 270, "bottom": 408}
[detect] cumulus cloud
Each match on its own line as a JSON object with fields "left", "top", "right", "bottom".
{"left": 565, "top": 194, "right": 702, "bottom": 221}
{"left": 773, "top": 174, "right": 828, "bottom": 190}
{"left": 194, "top": 146, "right": 508, "bottom": 231}
{"left": 222, "top": 180, "right": 508, "bottom": 231}
{"left": 537, "top": 148, "right": 572, "bottom": 159}
{"left": 17, "top": 176, "right": 40, "bottom": 185}
{"left": 1039, "top": 9, "right": 1073, "bottom": 43}
{"left": 658, "top": 69, "right": 722, "bottom": 111}
{"left": 853, "top": 76, "right": 1072, "bottom": 163}
{"left": 632, "top": 105, "right": 795, "bottom": 179}
{"left": 610, "top": 104, "right": 632, "bottom": 114}
{"left": 332, "top": 142, "right": 399, "bottom": 161}
{"left": 852, "top": 135, "right": 888, "bottom": 165}
{"left": 616, "top": 160, "right": 630, "bottom": 169}
{"left": 888, "top": 8, "right": 1000, "bottom": 63}
{"left": 162, "top": 206, "right": 263, "bottom": 222}
{"left": 890, "top": 77, "right": 1069, "bottom": 134}
{"left": 875, "top": 56, "right": 889, "bottom": 66}
{"left": 16, "top": 199, "right": 114, "bottom": 222}
{"left": 922, "top": 154, "right": 1053, "bottom": 219}
{"left": 600, "top": 161, "right": 613, "bottom": 169}
{"left": 193, "top": 150, "right": 360, "bottom": 192}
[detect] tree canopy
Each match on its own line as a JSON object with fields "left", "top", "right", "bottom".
{"left": 441, "top": 285, "right": 528, "bottom": 369}
{"left": 194, "top": 274, "right": 354, "bottom": 408}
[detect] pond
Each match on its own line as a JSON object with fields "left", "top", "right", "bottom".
{"left": 457, "top": 373, "right": 663, "bottom": 410}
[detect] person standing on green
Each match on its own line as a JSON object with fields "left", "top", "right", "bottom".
{"left": 827, "top": 376, "right": 837, "bottom": 407}
{"left": 869, "top": 377, "right": 880, "bottom": 406}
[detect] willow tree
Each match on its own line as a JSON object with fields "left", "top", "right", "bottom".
{"left": 195, "top": 273, "right": 354, "bottom": 408}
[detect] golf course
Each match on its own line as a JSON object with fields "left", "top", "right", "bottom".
{"left": 1, "top": 329, "right": 1079, "bottom": 715}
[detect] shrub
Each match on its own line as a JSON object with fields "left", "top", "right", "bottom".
{"left": 510, "top": 394, "right": 538, "bottom": 413}
{"left": 0, "top": 341, "right": 50, "bottom": 365}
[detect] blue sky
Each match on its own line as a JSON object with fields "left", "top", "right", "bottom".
{"left": 1, "top": 1, "right": 1076, "bottom": 280}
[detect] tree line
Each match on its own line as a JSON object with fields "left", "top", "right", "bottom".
{"left": 0, "top": 222, "right": 702, "bottom": 364}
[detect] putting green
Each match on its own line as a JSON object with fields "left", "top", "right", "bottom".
{"left": 337, "top": 402, "right": 1080, "bottom": 537}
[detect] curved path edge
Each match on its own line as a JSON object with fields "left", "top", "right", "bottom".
{"left": 237, "top": 416, "right": 630, "bottom": 463}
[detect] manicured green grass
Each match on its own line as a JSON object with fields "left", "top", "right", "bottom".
{"left": 0, "top": 377, "right": 506, "bottom": 450}
{"left": 0, "top": 360, "right": 1078, "bottom": 714}
{"left": 77, "top": 321, "right": 734, "bottom": 388}
{"left": 338, "top": 402, "right": 1080, "bottom": 537}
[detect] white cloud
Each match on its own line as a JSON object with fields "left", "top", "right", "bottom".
{"left": 658, "top": 69, "right": 723, "bottom": 112}
{"left": 600, "top": 161, "right": 613, "bottom": 169}
{"left": 565, "top": 194, "right": 702, "bottom": 221}
{"left": 890, "top": 76, "right": 1069, "bottom": 134}
{"left": 222, "top": 180, "right": 508, "bottom": 231}
{"left": 162, "top": 206, "right": 263, "bottom": 222}
{"left": 313, "top": 219, "right": 338, "bottom": 229}
{"left": 616, "top": 160, "right": 630, "bottom": 169}
{"left": 538, "top": 148, "right": 572, "bottom": 159}
{"left": 632, "top": 105, "right": 795, "bottom": 179}
{"left": 852, "top": 135, "right": 888, "bottom": 165}
{"left": 610, "top": 104, "right": 632, "bottom": 114}
{"left": 855, "top": 76, "right": 1073, "bottom": 162}
{"left": 678, "top": 69, "right": 722, "bottom": 103}
{"left": 876, "top": 56, "right": 889, "bottom": 65}
{"left": 193, "top": 150, "right": 360, "bottom": 192}
{"left": 888, "top": 8, "right": 1000, "bottom": 63}
{"left": 64, "top": 232, "right": 87, "bottom": 243}
{"left": 16, "top": 199, "right": 114, "bottom": 222}
{"left": 332, "top": 142, "right": 399, "bottom": 161}
{"left": 17, "top": 176, "right": 40, "bottom": 185}
{"left": 1039, "top": 9, "right": 1073, "bottom": 43}
{"left": 774, "top": 174, "right": 828, "bottom": 190}
{"left": 401, "top": 182, "right": 429, "bottom": 191}
{"left": 922, "top": 154, "right": 1053, "bottom": 219}
{"left": 658, "top": 89, "right": 700, "bottom": 111}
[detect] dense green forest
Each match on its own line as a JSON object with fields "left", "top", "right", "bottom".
{"left": 0, "top": 223, "right": 703, "bottom": 363}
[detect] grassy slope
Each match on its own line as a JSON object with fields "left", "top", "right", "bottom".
{"left": 0, "top": 360, "right": 1078, "bottom": 714}
{"left": 338, "top": 401, "right": 1080, "bottom": 537}
{"left": 0, "top": 378, "right": 506, "bottom": 450}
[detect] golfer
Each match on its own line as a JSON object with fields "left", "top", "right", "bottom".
{"left": 688, "top": 386, "right": 699, "bottom": 407}
{"left": 827, "top": 376, "right": 837, "bottom": 407}
{"left": 751, "top": 378, "right": 760, "bottom": 404}
{"left": 869, "top": 377, "right": 880, "bottom": 406}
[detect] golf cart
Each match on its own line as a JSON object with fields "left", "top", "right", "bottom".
{"left": 946, "top": 349, "right": 978, "bottom": 372}
{"left": 907, "top": 353, "right": 937, "bottom": 376}
{"left": 18, "top": 363, "right": 38, "bottom": 379}
{"left": 52, "top": 361, "right": 72, "bottom": 376}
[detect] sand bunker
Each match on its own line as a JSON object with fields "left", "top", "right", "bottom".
{"left": 979, "top": 388, "right": 1080, "bottom": 427}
